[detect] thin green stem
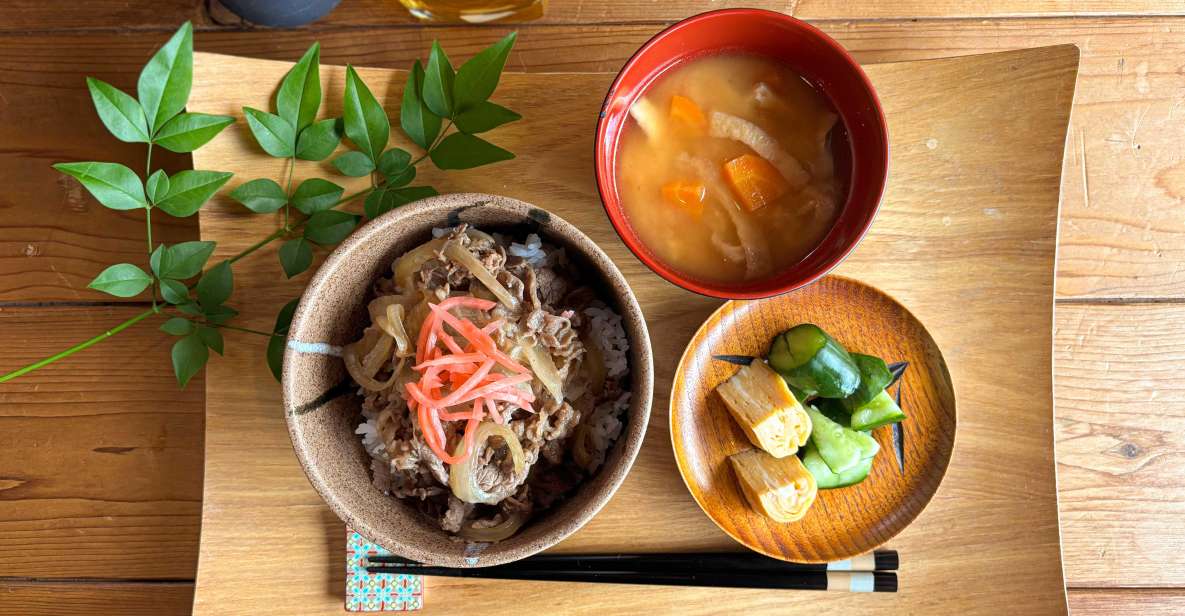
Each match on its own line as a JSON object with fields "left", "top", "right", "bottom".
{"left": 227, "top": 227, "right": 287, "bottom": 265}
{"left": 145, "top": 141, "right": 154, "bottom": 180}
{"left": 284, "top": 155, "right": 296, "bottom": 230}
{"left": 208, "top": 322, "right": 278, "bottom": 338}
{"left": 145, "top": 141, "right": 158, "bottom": 309}
{"left": 224, "top": 179, "right": 374, "bottom": 267}
{"left": 0, "top": 308, "right": 157, "bottom": 384}
{"left": 410, "top": 120, "right": 453, "bottom": 167}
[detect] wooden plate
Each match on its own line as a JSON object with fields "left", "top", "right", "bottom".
{"left": 670, "top": 275, "right": 957, "bottom": 563}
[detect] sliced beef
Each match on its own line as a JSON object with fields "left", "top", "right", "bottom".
{"left": 442, "top": 496, "right": 473, "bottom": 533}
{"left": 534, "top": 267, "right": 569, "bottom": 308}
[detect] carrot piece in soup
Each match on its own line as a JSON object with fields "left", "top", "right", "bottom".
{"left": 661, "top": 181, "right": 707, "bottom": 218}
{"left": 723, "top": 154, "right": 791, "bottom": 212}
{"left": 669, "top": 95, "right": 707, "bottom": 133}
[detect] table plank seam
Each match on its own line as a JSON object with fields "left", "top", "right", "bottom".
{"left": 7, "top": 13, "right": 1185, "bottom": 38}
{"left": 1056, "top": 297, "right": 1185, "bottom": 305}
{"left": 0, "top": 577, "right": 193, "bottom": 585}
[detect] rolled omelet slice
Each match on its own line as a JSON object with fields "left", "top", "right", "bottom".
{"left": 715, "top": 361, "right": 812, "bottom": 458}
{"left": 729, "top": 448, "right": 818, "bottom": 523}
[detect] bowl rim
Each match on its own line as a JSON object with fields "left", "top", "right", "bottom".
{"left": 593, "top": 8, "right": 889, "bottom": 300}
{"left": 281, "top": 193, "right": 655, "bottom": 566}
{"left": 668, "top": 275, "right": 958, "bottom": 562}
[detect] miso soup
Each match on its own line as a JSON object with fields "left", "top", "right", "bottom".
{"left": 616, "top": 54, "right": 842, "bottom": 285}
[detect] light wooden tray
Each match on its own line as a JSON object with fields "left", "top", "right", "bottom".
{"left": 191, "top": 45, "right": 1078, "bottom": 614}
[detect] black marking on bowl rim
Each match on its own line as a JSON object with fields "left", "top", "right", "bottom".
{"left": 527, "top": 208, "right": 550, "bottom": 225}
{"left": 447, "top": 202, "right": 487, "bottom": 227}
{"left": 712, "top": 354, "right": 755, "bottom": 366}
{"left": 290, "top": 377, "right": 354, "bottom": 416}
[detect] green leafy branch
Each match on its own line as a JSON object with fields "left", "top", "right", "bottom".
{"left": 0, "top": 23, "right": 521, "bottom": 387}
{"left": 226, "top": 33, "right": 519, "bottom": 379}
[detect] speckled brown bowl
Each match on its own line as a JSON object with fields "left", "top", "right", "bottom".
{"left": 281, "top": 193, "right": 654, "bottom": 567}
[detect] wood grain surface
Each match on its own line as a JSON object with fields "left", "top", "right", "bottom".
{"left": 4, "top": 3, "right": 1185, "bottom": 615}
{"left": 3, "top": 0, "right": 1184, "bottom": 31}
{"left": 1055, "top": 303, "right": 1185, "bottom": 587}
{"left": 11, "top": 17, "right": 1185, "bottom": 301}
{"left": 0, "top": 581, "right": 194, "bottom": 615}
{"left": 0, "top": 306, "right": 204, "bottom": 579}
{"left": 670, "top": 277, "right": 956, "bottom": 563}
{"left": 189, "top": 43, "right": 1075, "bottom": 614}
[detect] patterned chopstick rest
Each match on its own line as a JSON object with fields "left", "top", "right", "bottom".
{"left": 346, "top": 529, "right": 424, "bottom": 611}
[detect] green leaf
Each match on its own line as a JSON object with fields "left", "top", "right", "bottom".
{"left": 171, "top": 333, "right": 208, "bottom": 388}
{"left": 138, "top": 22, "right": 193, "bottom": 134}
{"left": 274, "top": 298, "right": 299, "bottom": 335}
{"left": 243, "top": 107, "right": 295, "bottom": 157}
{"left": 378, "top": 148, "right": 411, "bottom": 178}
{"left": 198, "top": 325, "right": 224, "bottom": 355}
{"left": 53, "top": 162, "right": 146, "bottom": 211}
{"left": 422, "top": 42, "right": 455, "bottom": 117}
{"left": 342, "top": 66, "right": 390, "bottom": 163}
{"left": 400, "top": 60, "right": 442, "bottom": 151}
{"left": 295, "top": 118, "right": 341, "bottom": 161}
{"left": 88, "top": 263, "right": 152, "bottom": 298}
{"left": 160, "top": 317, "right": 194, "bottom": 336}
{"left": 160, "top": 240, "right": 216, "bottom": 279}
{"left": 331, "top": 150, "right": 375, "bottom": 177}
{"left": 146, "top": 169, "right": 170, "bottom": 204}
{"left": 86, "top": 77, "right": 149, "bottom": 143}
{"left": 365, "top": 185, "right": 437, "bottom": 219}
{"left": 153, "top": 112, "right": 235, "bottom": 153}
{"left": 202, "top": 304, "right": 238, "bottom": 325}
{"left": 363, "top": 189, "right": 388, "bottom": 219}
{"left": 196, "top": 260, "right": 233, "bottom": 309}
{"left": 150, "top": 244, "right": 166, "bottom": 277}
{"left": 177, "top": 301, "right": 203, "bottom": 316}
{"left": 429, "top": 133, "right": 514, "bottom": 170}
{"left": 291, "top": 178, "right": 343, "bottom": 214}
{"left": 229, "top": 178, "right": 287, "bottom": 213}
{"left": 276, "top": 42, "right": 321, "bottom": 133}
{"left": 279, "top": 238, "right": 313, "bottom": 278}
{"left": 160, "top": 278, "right": 189, "bottom": 304}
{"left": 386, "top": 166, "right": 415, "bottom": 188}
{"left": 155, "top": 170, "right": 233, "bottom": 218}
{"left": 453, "top": 32, "right": 516, "bottom": 113}
{"left": 304, "top": 210, "right": 359, "bottom": 245}
{"left": 267, "top": 298, "right": 300, "bottom": 381}
{"left": 453, "top": 101, "right": 521, "bottom": 134}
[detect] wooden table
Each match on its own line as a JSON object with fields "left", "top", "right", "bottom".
{"left": 0, "top": 2, "right": 1183, "bottom": 614}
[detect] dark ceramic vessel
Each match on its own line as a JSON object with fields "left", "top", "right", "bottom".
{"left": 281, "top": 193, "right": 654, "bottom": 567}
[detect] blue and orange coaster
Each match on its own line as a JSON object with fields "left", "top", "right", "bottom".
{"left": 346, "top": 529, "right": 424, "bottom": 611}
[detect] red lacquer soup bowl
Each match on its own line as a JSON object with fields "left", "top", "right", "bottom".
{"left": 594, "top": 9, "right": 889, "bottom": 299}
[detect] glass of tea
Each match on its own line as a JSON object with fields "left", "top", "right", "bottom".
{"left": 399, "top": 0, "right": 545, "bottom": 23}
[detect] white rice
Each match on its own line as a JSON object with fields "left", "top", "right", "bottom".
{"left": 355, "top": 419, "right": 388, "bottom": 461}
{"left": 508, "top": 233, "right": 546, "bottom": 266}
{"left": 583, "top": 303, "right": 629, "bottom": 379}
{"left": 583, "top": 392, "right": 630, "bottom": 472}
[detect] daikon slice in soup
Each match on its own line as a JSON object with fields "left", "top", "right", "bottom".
{"left": 615, "top": 54, "right": 842, "bottom": 285}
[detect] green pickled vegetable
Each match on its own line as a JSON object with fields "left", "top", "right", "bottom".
{"left": 814, "top": 397, "right": 850, "bottom": 426}
{"left": 804, "top": 405, "right": 862, "bottom": 473}
{"left": 843, "top": 353, "right": 893, "bottom": 410}
{"left": 768, "top": 324, "right": 859, "bottom": 398}
{"left": 850, "top": 424, "right": 881, "bottom": 459}
{"left": 803, "top": 443, "right": 874, "bottom": 489}
{"left": 850, "top": 389, "right": 907, "bottom": 431}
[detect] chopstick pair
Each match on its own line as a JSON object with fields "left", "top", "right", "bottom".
{"left": 365, "top": 550, "right": 898, "bottom": 593}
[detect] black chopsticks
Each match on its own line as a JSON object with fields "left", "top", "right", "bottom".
{"left": 365, "top": 550, "right": 898, "bottom": 593}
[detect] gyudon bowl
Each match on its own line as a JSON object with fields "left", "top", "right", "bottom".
{"left": 282, "top": 193, "right": 654, "bottom": 567}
